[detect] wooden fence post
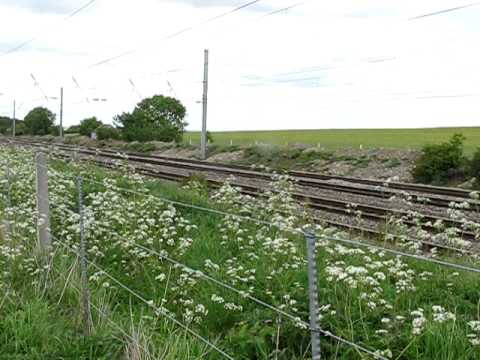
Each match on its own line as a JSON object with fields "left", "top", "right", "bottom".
{"left": 35, "top": 152, "right": 51, "bottom": 251}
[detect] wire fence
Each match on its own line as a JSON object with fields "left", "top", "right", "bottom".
{"left": 1, "top": 148, "right": 480, "bottom": 359}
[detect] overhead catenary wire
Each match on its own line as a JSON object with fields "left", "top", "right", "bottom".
{"left": 2, "top": 0, "right": 456, "bottom": 108}
{"left": 4, "top": 0, "right": 480, "bottom": 110}
{"left": 67, "top": 0, "right": 97, "bottom": 18}
{"left": 90, "top": 0, "right": 264, "bottom": 68}
{"left": 30, "top": 74, "right": 49, "bottom": 101}
{"left": 166, "top": 80, "right": 178, "bottom": 98}
{"left": 260, "top": 1, "right": 308, "bottom": 18}
{"left": 409, "top": 1, "right": 480, "bottom": 20}
{"left": 72, "top": 76, "right": 91, "bottom": 104}
{"left": 90, "top": 0, "right": 312, "bottom": 82}
{"left": 128, "top": 79, "right": 143, "bottom": 100}
{"left": 0, "top": 0, "right": 98, "bottom": 57}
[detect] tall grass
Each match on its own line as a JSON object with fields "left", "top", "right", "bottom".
{"left": 0, "top": 147, "right": 479, "bottom": 359}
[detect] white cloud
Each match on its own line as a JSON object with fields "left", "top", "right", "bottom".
{"left": 0, "top": 0, "right": 479, "bottom": 131}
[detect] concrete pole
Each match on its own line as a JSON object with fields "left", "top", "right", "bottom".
{"left": 60, "top": 87, "right": 64, "bottom": 138}
{"left": 200, "top": 49, "right": 209, "bottom": 160}
{"left": 78, "top": 176, "right": 92, "bottom": 335}
{"left": 306, "top": 231, "right": 321, "bottom": 360}
{"left": 35, "top": 152, "right": 51, "bottom": 251}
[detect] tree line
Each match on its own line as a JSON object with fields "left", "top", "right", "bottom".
{"left": 1, "top": 94, "right": 187, "bottom": 143}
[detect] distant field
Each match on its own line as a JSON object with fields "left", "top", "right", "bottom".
{"left": 185, "top": 127, "right": 480, "bottom": 154}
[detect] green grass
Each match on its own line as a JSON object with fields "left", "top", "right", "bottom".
{"left": 185, "top": 127, "right": 480, "bottom": 154}
{"left": 2, "top": 148, "right": 480, "bottom": 359}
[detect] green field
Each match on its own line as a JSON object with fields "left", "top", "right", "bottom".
{"left": 186, "top": 127, "right": 480, "bottom": 154}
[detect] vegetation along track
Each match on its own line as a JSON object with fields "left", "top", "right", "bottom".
{"left": 5, "top": 138, "right": 479, "bottom": 246}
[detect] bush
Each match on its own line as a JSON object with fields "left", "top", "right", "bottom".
{"left": 65, "top": 125, "right": 80, "bottom": 134}
{"left": 14, "top": 123, "right": 26, "bottom": 136}
{"left": 49, "top": 125, "right": 60, "bottom": 136}
{"left": 412, "top": 134, "right": 466, "bottom": 184}
{"left": 207, "top": 131, "right": 214, "bottom": 143}
{"left": 470, "top": 147, "right": 480, "bottom": 180}
{"left": 120, "top": 124, "right": 180, "bottom": 143}
{"left": 96, "top": 125, "right": 120, "bottom": 140}
{"left": 79, "top": 117, "right": 102, "bottom": 137}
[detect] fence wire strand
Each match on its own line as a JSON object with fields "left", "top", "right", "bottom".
{"left": 38, "top": 183, "right": 387, "bottom": 359}
{"left": 33, "top": 162, "right": 480, "bottom": 275}
{"left": 52, "top": 234, "right": 235, "bottom": 360}
{"left": 41, "top": 175, "right": 480, "bottom": 275}
{"left": 78, "top": 176, "right": 480, "bottom": 274}
{"left": 53, "top": 266, "right": 153, "bottom": 356}
{"left": 129, "top": 241, "right": 386, "bottom": 359}
{"left": 5, "top": 151, "right": 480, "bottom": 360}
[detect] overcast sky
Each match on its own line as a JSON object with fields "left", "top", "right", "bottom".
{"left": 0, "top": 0, "right": 479, "bottom": 131}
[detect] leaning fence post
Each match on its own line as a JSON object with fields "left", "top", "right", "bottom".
{"left": 2, "top": 157, "right": 13, "bottom": 239}
{"left": 305, "top": 231, "right": 321, "bottom": 360}
{"left": 78, "top": 176, "right": 93, "bottom": 335}
{"left": 35, "top": 152, "right": 51, "bottom": 251}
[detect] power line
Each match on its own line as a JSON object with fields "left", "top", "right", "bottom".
{"left": 89, "top": 50, "right": 136, "bottom": 68}
{"left": 163, "top": 0, "right": 264, "bottom": 40}
{"left": 416, "top": 94, "right": 480, "bottom": 99}
{"left": 166, "top": 80, "right": 178, "bottom": 98}
{"left": 239, "top": 55, "right": 397, "bottom": 86}
{"left": 30, "top": 73, "right": 49, "bottom": 101}
{"left": 196, "top": 0, "right": 263, "bottom": 25}
{"left": 91, "top": 0, "right": 309, "bottom": 79}
{"left": 90, "top": 0, "right": 264, "bottom": 67}
{"left": 409, "top": 1, "right": 480, "bottom": 20}
{"left": 260, "top": 1, "right": 307, "bottom": 18}
{"left": 1, "top": 0, "right": 98, "bottom": 57}
{"left": 128, "top": 79, "right": 143, "bottom": 100}
{"left": 72, "top": 76, "right": 90, "bottom": 103}
{"left": 67, "top": 0, "right": 97, "bottom": 18}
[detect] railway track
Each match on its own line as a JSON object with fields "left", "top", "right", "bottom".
{"left": 8, "top": 138, "right": 480, "bottom": 209}
{"left": 4, "top": 138, "right": 479, "bottom": 248}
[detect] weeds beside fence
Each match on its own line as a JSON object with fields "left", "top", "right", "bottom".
{"left": 1, "top": 146, "right": 480, "bottom": 359}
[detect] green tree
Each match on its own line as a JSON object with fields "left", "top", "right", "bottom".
{"left": 79, "top": 117, "right": 102, "bottom": 137}
{"left": 24, "top": 107, "right": 55, "bottom": 135}
{"left": 114, "top": 95, "right": 187, "bottom": 143}
{"left": 412, "top": 133, "right": 467, "bottom": 184}
{"left": 0, "top": 116, "right": 13, "bottom": 134}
